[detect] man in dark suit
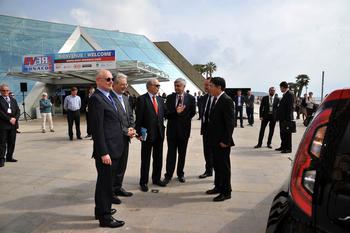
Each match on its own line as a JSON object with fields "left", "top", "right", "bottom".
{"left": 84, "top": 86, "right": 95, "bottom": 138}
{"left": 88, "top": 70, "right": 124, "bottom": 228}
{"left": 276, "top": 81, "right": 294, "bottom": 154}
{"left": 198, "top": 78, "right": 214, "bottom": 179}
{"left": 135, "top": 78, "right": 167, "bottom": 192}
{"left": 163, "top": 78, "right": 196, "bottom": 184}
{"left": 234, "top": 90, "right": 245, "bottom": 128}
{"left": 245, "top": 90, "right": 255, "bottom": 126}
{"left": 0, "top": 84, "right": 20, "bottom": 167}
{"left": 254, "top": 87, "right": 280, "bottom": 149}
{"left": 206, "top": 77, "right": 235, "bottom": 202}
{"left": 111, "top": 72, "right": 136, "bottom": 201}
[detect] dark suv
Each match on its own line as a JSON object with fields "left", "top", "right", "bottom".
{"left": 266, "top": 88, "right": 350, "bottom": 233}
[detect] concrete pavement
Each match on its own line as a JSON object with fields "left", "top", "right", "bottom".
{"left": 0, "top": 114, "right": 304, "bottom": 233}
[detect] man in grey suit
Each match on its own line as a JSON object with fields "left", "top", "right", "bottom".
{"left": 89, "top": 69, "right": 124, "bottom": 228}
{"left": 111, "top": 72, "right": 136, "bottom": 202}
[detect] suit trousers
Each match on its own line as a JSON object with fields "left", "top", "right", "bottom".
{"left": 86, "top": 111, "right": 91, "bottom": 136}
{"left": 279, "top": 121, "right": 292, "bottom": 151}
{"left": 0, "top": 128, "right": 17, "bottom": 161}
{"left": 95, "top": 157, "right": 117, "bottom": 218}
{"left": 257, "top": 115, "right": 276, "bottom": 146}
{"left": 165, "top": 137, "right": 189, "bottom": 179}
{"left": 113, "top": 137, "right": 129, "bottom": 193}
{"left": 212, "top": 145, "right": 232, "bottom": 194}
{"left": 202, "top": 131, "right": 214, "bottom": 175}
{"left": 246, "top": 107, "right": 254, "bottom": 125}
{"left": 236, "top": 106, "right": 243, "bottom": 126}
{"left": 139, "top": 138, "right": 164, "bottom": 185}
{"left": 67, "top": 110, "right": 81, "bottom": 138}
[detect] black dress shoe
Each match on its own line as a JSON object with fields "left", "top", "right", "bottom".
{"left": 95, "top": 209, "right": 117, "bottom": 220}
{"left": 199, "top": 173, "right": 212, "bottom": 179}
{"left": 99, "top": 216, "right": 125, "bottom": 228}
{"left": 153, "top": 180, "right": 167, "bottom": 187}
{"left": 69, "top": 137, "right": 73, "bottom": 141}
{"left": 275, "top": 147, "right": 283, "bottom": 151}
{"left": 111, "top": 196, "right": 121, "bottom": 204}
{"left": 85, "top": 135, "right": 91, "bottom": 138}
{"left": 77, "top": 137, "right": 83, "bottom": 140}
{"left": 115, "top": 188, "right": 133, "bottom": 197}
{"left": 254, "top": 145, "right": 261, "bottom": 148}
{"left": 206, "top": 188, "right": 220, "bottom": 195}
{"left": 281, "top": 150, "right": 292, "bottom": 154}
{"left": 0, "top": 162, "right": 4, "bottom": 167}
{"left": 267, "top": 145, "right": 272, "bottom": 149}
{"left": 240, "top": 125, "right": 244, "bottom": 128}
{"left": 6, "top": 158, "right": 17, "bottom": 162}
{"left": 213, "top": 193, "right": 231, "bottom": 202}
{"left": 163, "top": 178, "right": 171, "bottom": 185}
{"left": 140, "top": 184, "right": 148, "bottom": 192}
{"left": 178, "top": 177, "right": 185, "bottom": 183}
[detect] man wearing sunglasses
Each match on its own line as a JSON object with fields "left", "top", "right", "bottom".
{"left": 89, "top": 70, "right": 125, "bottom": 228}
{"left": 135, "top": 78, "right": 167, "bottom": 192}
{"left": 0, "top": 84, "right": 20, "bottom": 167}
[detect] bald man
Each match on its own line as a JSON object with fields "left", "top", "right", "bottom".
{"left": 88, "top": 69, "right": 125, "bottom": 228}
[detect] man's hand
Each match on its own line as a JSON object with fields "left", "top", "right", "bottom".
{"left": 127, "top": 128, "right": 136, "bottom": 138}
{"left": 9, "top": 118, "right": 16, "bottom": 125}
{"left": 101, "top": 154, "right": 112, "bottom": 165}
{"left": 219, "top": 142, "right": 229, "bottom": 148}
{"left": 176, "top": 104, "right": 186, "bottom": 113}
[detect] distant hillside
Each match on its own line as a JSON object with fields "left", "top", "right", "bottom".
{"left": 252, "top": 91, "right": 268, "bottom": 97}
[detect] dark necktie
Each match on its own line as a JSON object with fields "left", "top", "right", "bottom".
{"left": 210, "top": 97, "right": 217, "bottom": 115}
{"left": 204, "top": 96, "right": 211, "bottom": 124}
{"left": 177, "top": 95, "right": 182, "bottom": 107}
{"left": 108, "top": 95, "right": 117, "bottom": 110}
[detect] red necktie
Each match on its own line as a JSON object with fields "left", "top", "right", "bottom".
{"left": 152, "top": 95, "right": 158, "bottom": 115}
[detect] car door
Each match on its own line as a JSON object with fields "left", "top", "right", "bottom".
{"left": 313, "top": 94, "right": 350, "bottom": 233}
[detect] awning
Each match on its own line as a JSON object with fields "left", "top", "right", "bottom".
{"left": 7, "top": 60, "right": 169, "bottom": 85}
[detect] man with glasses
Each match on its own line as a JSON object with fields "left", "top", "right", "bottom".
{"left": 254, "top": 87, "right": 280, "bottom": 149}
{"left": 89, "top": 70, "right": 125, "bottom": 228}
{"left": 135, "top": 78, "right": 167, "bottom": 192}
{"left": 64, "top": 87, "right": 81, "bottom": 141}
{"left": 0, "top": 84, "right": 20, "bottom": 167}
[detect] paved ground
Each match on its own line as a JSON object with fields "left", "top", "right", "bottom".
{"left": 0, "top": 113, "right": 305, "bottom": 233}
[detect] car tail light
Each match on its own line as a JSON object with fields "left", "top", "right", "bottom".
{"left": 290, "top": 108, "right": 332, "bottom": 217}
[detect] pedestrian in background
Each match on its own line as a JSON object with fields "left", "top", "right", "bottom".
{"left": 39, "top": 92, "right": 54, "bottom": 133}
{"left": 64, "top": 87, "right": 81, "bottom": 140}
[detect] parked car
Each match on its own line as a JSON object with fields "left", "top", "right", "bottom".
{"left": 266, "top": 88, "right": 350, "bottom": 233}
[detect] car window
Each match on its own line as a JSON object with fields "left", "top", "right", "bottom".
{"left": 338, "top": 121, "right": 350, "bottom": 154}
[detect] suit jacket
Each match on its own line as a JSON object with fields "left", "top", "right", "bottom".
{"left": 0, "top": 96, "right": 20, "bottom": 130}
{"left": 165, "top": 93, "right": 196, "bottom": 140}
{"left": 245, "top": 95, "right": 255, "bottom": 108}
{"left": 276, "top": 90, "right": 294, "bottom": 122}
{"left": 111, "top": 92, "right": 135, "bottom": 141}
{"left": 207, "top": 93, "right": 235, "bottom": 147}
{"left": 234, "top": 95, "right": 245, "bottom": 108}
{"left": 200, "top": 94, "right": 210, "bottom": 135}
{"left": 259, "top": 95, "right": 280, "bottom": 119}
{"left": 135, "top": 93, "right": 166, "bottom": 143}
{"left": 88, "top": 89, "right": 124, "bottom": 159}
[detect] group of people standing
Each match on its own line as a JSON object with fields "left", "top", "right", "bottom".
{"left": 88, "top": 69, "right": 236, "bottom": 228}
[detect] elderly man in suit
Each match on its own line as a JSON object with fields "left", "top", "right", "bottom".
{"left": 88, "top": 69, "right": 124, "bottom": 228}
{"left": 0, "top": 84, "right": 20, "bottom": 167}
{"left": 276, "top": 81, "right": 294, "bottom": 154}
{"left": 110, "top": 72, "right": 136, "bottom": 202}
{"left": 254, "top": 87, "right": 280, "bottom": 149}
{"left": 206, "top": 77, "right": 235, "bottom": 202}
{"left": 135, "top": 78, "right": 167, "bottom": 192}
{"left": 163, "top": 78, "right": 196, "bottom": 184}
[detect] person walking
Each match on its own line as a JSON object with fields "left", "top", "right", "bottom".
{"left": 39, "top": 92, "right": 54, "bottom": 133}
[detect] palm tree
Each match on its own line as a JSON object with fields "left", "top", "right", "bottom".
{"left": 205, "top": 62, "right": 217, "bottom": 78}
{"left": 193, "top": 64, "right": 206, "bottom": 77}
{"left": 295, "top": 74, "right": 310, "bottom": 97}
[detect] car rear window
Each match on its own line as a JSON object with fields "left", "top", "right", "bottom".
{"left": 338, "top": 121, "right": 350, "bottom": 154}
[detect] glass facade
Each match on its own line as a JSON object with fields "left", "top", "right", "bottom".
{"left": 0, "top": 15, "right": 199, "bottom": 101}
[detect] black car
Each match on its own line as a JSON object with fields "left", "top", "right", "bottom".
{"left": 266, "top": 88, "right": 350, "bottom": 233}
